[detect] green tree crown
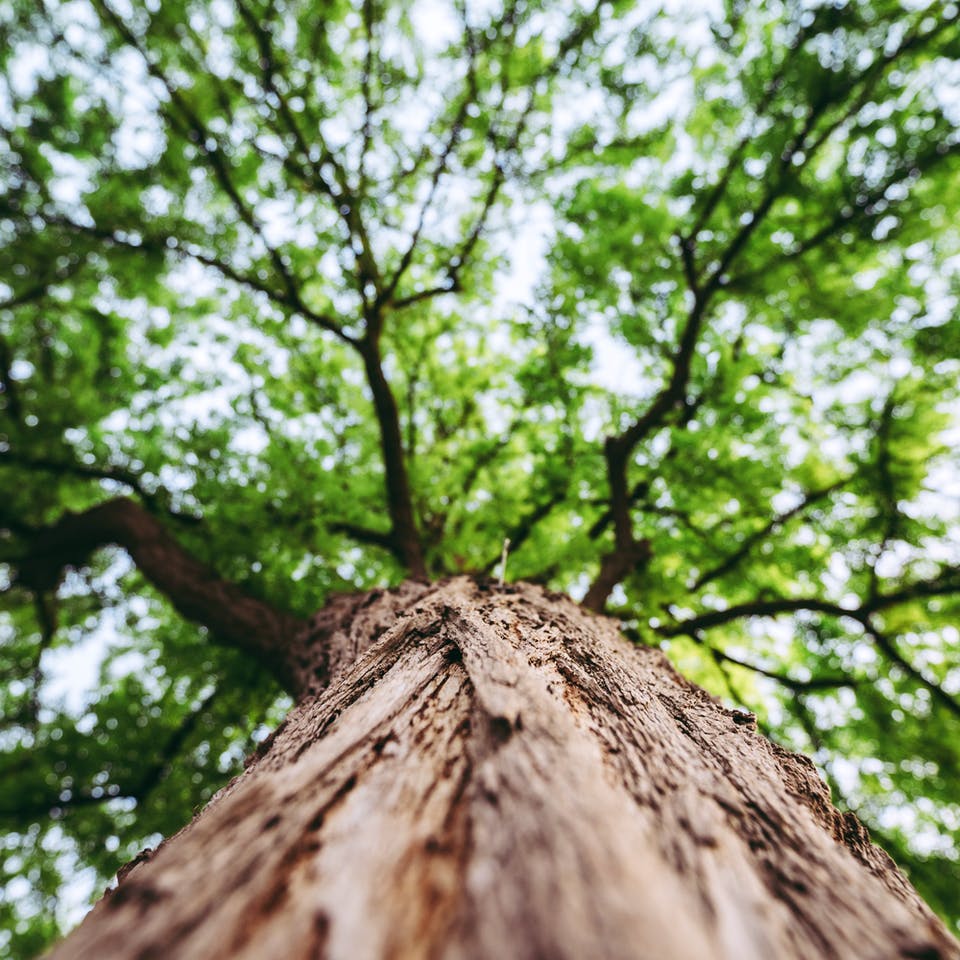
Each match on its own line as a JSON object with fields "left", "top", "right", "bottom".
{"left": 1, "top": 0, "right": 959, "bottom": 954}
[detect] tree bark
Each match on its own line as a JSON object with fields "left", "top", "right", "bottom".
{"left": 50, "top": 578, "right": 959, "bottom": 960}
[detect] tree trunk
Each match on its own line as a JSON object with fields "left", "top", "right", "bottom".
{"left": 50, "top": 578, "right": 959, "bottom": 960}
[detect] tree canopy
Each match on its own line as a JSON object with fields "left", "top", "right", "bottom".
{"left": 1, "top": 0, "right": 959, "bottom": 954}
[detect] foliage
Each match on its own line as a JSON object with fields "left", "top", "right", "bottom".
{"left": 1, "top": 0, "right": 959, "bottom": 953}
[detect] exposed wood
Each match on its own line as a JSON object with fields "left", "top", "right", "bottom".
{"left": 52, "top": 578, "right": 959, "bottom": 960}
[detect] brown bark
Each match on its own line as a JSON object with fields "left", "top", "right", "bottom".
{"left": 50, "top": 579, "right": 959, "bottom": 960}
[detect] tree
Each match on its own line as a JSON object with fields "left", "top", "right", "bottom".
{"left": 0, "top": 0, "right": 959, "bottom": 955}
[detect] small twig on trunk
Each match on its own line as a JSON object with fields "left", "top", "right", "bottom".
{"left": 498, "top": 538, "right": 511, "bottom": 586}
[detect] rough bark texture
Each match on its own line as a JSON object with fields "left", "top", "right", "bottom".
{"left": 51, "top": 578, "right": 959, "bottom": 960}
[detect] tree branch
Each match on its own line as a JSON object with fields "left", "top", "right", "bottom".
{"left": 662, "top": 565, "right": 960, "bottom": 637}
{"left": 90, "top": 0, "right": 350, "bottom": 343}
{"left": 8, "top": 498, "right": 307, "bottom": 691}
{"left": 380, "top": 26, "right": 480, "bottom": 309}
{"left": 584, "top": 304, "right": 707, "bottom": 610}
{"left": 40, "top": 212, "right": 350, "bottom": 343}
{"left": 861, "top": 621, "right": 960, "bottom": 721}
{"left": 660, "top": 596, "right": 860, "bottom": 635}
{"left": 0, "top": 686, "right": 220, "bottom": 822}
{"left": 359, "top": 341, "right": 426, "bottom": 578}
{"left": 584, "top": 10, "right": 919, "bottom": 614}
{"left": 327, "top": 520, "right": 398, "bottom": 556}
{"left": 691, "top": 477, "right": 848, "bottom": 591}
{"left": 686, "top": 26, "right": 813, "bottom": 241}
{"left": 392, "top": 0, "right": 600, "bottom": 313}
{"left": 659, "top": 572, "right": 960, "bottom": 717}
{"left": 0, "top": 448, "right": 200, "bottom": 522}
{"left": 707, "top": 644, "right": 857, "bottom": 691}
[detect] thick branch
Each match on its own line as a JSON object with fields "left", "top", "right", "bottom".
{"left": 584, "top": 305, "right": 706, "bottom": 609}
{"left": 360, "top": 341, "right": 426, "bottom": 578}
{"left": 11, "top": 498, "right": 307, "bottom": 690}
{"left": 582, "top": 537, "right": 651, "bottom": 613}
{"left": 660, "top": 597, "right": 860, "bottom": 635}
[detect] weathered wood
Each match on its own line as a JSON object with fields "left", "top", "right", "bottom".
{"left": 51, "top": 578, "right": 960, "bottom": 960}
